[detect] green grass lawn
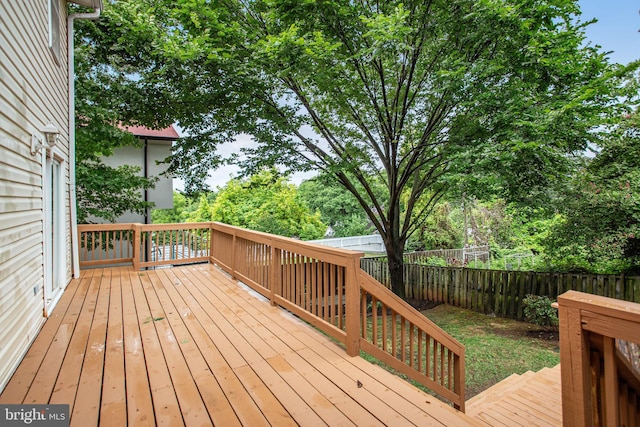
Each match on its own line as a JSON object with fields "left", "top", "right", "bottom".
{"left": 420, "top": 304, "right": 560, "bottom": 398}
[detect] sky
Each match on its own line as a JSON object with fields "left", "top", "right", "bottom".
{"left": 579, "top": 0, "right": 639, "bottom": 65}
{"left": 176, "top": 1, "right": 640, "bottom": 192}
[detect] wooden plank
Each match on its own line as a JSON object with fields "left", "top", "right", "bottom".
{"left": 160, "top": 269, "right": 268, "bottom": 426}
{"left": 150, "top": 269, "right": 247, "bottom": 427}
{"left": 475, "top": 410, "right": 519, "bottom": 427}
{"left": 183, "top": 266, "right": 351, "bottom": 426}
{"left": 99, "top": 267, "right": 127, "bottom": 427}
{"left": 233, "top": 365, "right": 297, "bottom": 427}
{"left": 602, "top": 337, "right": 619, "bottom": 427}
{"left": 266, "top": 355, "right": 358, "bottom": 426}
{"left": 557, "top": 304, "right": 592, "bottom": 427}
{"left": 493, "top": 399, "right": 553, "bottom": 426}
{"left": 48, "top": 270, "right": 103, "bottom": 411}
{"left": 500, "top": 393, "right": 561, "bottom": 425}
{"left": 218, "top": 282, "right": 379, "bottom": 425}
{"left": 136, "top": 271, "right": 209, "bottom": 426}
{"left": 0, "top": 270, "right": 88, "bottom": 403}
{"left": 71, "top": 268, "right": 112, "bottom": 426}
{"left": 167, "top": 267, "right": 326, "bottom": 426}
{"left": 121, "top": 270, "right": 159, "bottom": 427}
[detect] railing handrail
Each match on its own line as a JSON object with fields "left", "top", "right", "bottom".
{"left": 211, "top": 221, "right": 364, "bottom": 267}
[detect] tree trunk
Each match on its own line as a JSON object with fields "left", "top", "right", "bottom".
{"left": 387, "top": 244, "right": 405, "bottom": 299}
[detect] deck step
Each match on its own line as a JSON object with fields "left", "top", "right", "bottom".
{"left": 466, "top": 371, "right": 534, "bottom": 416}
{"left": 465, "top": 364, "right": 562, "bottom": 426}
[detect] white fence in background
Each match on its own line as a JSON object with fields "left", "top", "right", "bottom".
{"left": 308, "top": 234, "right": 385, "bottom": 253}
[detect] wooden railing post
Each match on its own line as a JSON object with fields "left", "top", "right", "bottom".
{"left": 345, "top": 254, "right": 361, "bottom": 357}
{"left": 558, "top": 297, "right": 594, "bottom": 427}
{"left": 132, "top": 223, "right": 141, "bottom": 270}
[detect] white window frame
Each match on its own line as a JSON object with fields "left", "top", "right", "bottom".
{"left": 48, "top": 0, "right": 61, "bottom": 65}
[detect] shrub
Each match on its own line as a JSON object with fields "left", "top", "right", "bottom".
{"left": 522, "top": 295, "right": 558, "bottom": 331}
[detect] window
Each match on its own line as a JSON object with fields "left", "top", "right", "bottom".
{"left": 49, "top": 0, "right": 61, "bottom": 65}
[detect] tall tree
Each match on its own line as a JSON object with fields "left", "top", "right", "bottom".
{"left": 85, "top": 1, "right": 629, "bottom": 296}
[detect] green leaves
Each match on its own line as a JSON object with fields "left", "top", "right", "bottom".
{"left": 77, "top": 0, "right": 639, "bottom": 290}
{"left": 210, "top": 169, "right": 327, "bottom": 240}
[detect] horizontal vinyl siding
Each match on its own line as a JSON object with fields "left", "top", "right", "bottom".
{"left": 0, "top": 0, "right": 71, "bottom": 392}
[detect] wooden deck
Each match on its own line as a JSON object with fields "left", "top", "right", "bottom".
{"left": 0, "top": 264, "right": 481, "bottom": 426}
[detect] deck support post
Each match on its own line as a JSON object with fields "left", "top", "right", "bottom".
{"left": 132, "top": 223, "right": 141, "bottom": 270}
{"left": 345, "top": 255, "right": 361, "bottom": 357}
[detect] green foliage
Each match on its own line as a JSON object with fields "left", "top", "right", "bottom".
{"left": 186, "top": 194, "right": 215, "bottom": 223}
{"left": 79, "top": 0, "right": 635, "bottom": 294}
{"left": 76, "top": 162, "right": 156, "bottom": 223}
{"left": 522, "top": 295, "right": 558, "bottom": 331}
{"left": 73, "top": 2, "right": 170, "bottom": 223}
{"left": 210, "top": 169, "right": 327, "bottom": 239}
{"left": 407, "top": 202, "right": 463, "bottom": 251}
{"left": 541, "top": 103, "right": 640, "bottom": 274}
{"left": 418, "top": 257, "right": 449, "bottom": 267}
{"left": 297, "top": 174, "right": 380, "bottom": 237}
{"left": 152, "top": 191, "right": 194, "bottom": 224}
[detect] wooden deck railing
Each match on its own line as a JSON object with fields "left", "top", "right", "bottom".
{"left": 78, "top": 222, "right": 465, "bottom": 410}
{"left": 557, "top": 291, "right": 640, "bottom": 426}
{"left": 359, "top": 271, "right": 465, "bottom": 410}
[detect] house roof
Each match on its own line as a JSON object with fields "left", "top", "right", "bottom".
{"left": 121, "top": 124, "right": 180, "bottom": 140}
{"left": 69, "top": 0, "right": 103, "bottom": 9}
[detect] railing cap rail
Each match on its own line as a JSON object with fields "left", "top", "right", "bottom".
{"left": 558, "top": 290, "right": 640, "bottom": 323}
{"left": 211, "top": 221, "right": 365, "bottom": 261}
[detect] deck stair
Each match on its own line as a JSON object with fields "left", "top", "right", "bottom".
{"left": 465, "top": 364, "right": 562, "bottom": 426}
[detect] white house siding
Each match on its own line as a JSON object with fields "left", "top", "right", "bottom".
{"left": 0, "top": 0, "right": 72, "bottom": 391}
{"left": 99, "top": 139, "right": 174, "bottom": 223}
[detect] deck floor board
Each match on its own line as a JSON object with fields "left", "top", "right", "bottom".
{"left": 0, "top": 264, "right": 482, "bottom": 426}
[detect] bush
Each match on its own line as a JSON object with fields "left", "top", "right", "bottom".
{"left": 522, "top": 295, "right": 558, "bottom": 331}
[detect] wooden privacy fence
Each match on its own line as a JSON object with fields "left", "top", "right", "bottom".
{"left": 78, "top": 222, "right": 466, "bottom": 410}
{"left": 361, "top": 258, "right": 640, "bottom": 321}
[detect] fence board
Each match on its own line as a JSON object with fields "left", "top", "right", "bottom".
{"left": 361, "top": 259, "right": 640, "bottom": 321}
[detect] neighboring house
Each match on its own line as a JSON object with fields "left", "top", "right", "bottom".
{"left": 95, "top": 124, "right": 177, "bottom": 224}
{"left": 0, "top": 0, "right": 102, "bottom": 392}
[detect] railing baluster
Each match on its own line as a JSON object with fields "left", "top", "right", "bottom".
{"left": 409, "top": 324, "right": 414, "bottom": 369}
{"left": 382, "top": 304, "right": 388, "bottom": 353}
{"left": 372, "top": 296, "right": 378, "bottom": 346}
